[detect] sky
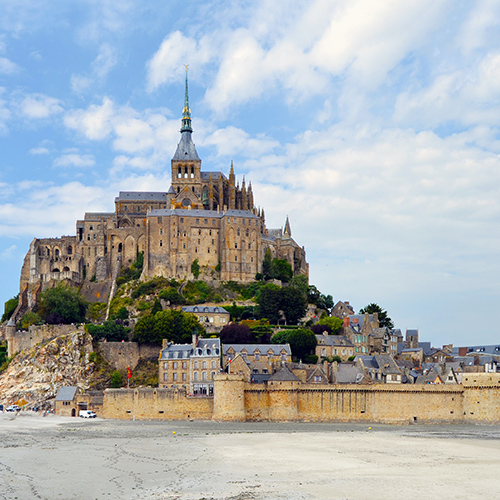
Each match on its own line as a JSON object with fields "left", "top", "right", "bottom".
{"left": 1, "top": 0, "right": 499, "bottom": 348}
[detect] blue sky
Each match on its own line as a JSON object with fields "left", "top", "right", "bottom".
{"left": 1, "top": 0, "right": 500, "bottom": 347}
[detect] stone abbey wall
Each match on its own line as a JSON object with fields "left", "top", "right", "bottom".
{"left": 101, "top": 373, "right": 500, "bottom": 424}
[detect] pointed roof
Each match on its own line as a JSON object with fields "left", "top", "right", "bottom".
{"left": 284, "top": 215, "right": 291, "bottom": 237}
{"left": 181, "top": 66, "right": 192, "bottom": 133}
{"left": 173, "top": 67, "right": 200, "bottom": 161}
{"left": 268, "top": 364, "right": 301, "bottom": 382}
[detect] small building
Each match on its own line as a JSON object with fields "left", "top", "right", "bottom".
{"left": 182, "top": 305, "right": 229, "bottom": 333}
{"left": 331, "top": 300, "right": 355, "bottom": 319}
{"left": 159, "top": 334, "right": 221, "bottom": 395}
{"left": 54, "top": 386, "right": 78, "bottom": 417}
{"left": 223, "top": 344, "right": 292, "bottom": 381}
{"left": 356, "top": 355, "right": 402, "bottom": 384}
{"left": 315, "top": 332, "right": 354, "bottom": 361}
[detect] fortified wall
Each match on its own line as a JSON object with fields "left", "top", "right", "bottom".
{"left": 101, "top": 373, "right": 500, "bottom": 424}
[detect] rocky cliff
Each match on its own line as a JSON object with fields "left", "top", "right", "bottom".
{"left": 0, "top": 330, "right": 95, "bottom": 408}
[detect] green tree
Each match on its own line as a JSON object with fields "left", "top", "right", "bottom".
{"left": 270, "top": 330, "right": 290, "bottom": 344}
{"left": 86, "top": 321, "right": 130, "bottom": 342}
{"left": 2, "top": 295, "right": 19, "bottom": 323}
{"left": 191, "top": 258, "right": 200, "bottom": 279}
{"left": 17, "top": 311, "right": 43, "bottom": 329}
{"left": 132, "top": 310, "right": 204, "bottom": 346}
{"left": 287, "top": 328, "right": 317, "bottom": 361}
{"left": 262, "top": 248, "right": 272, "bottom": 278}
{"left": 150, "top": 299, "right": 162, "bottom": 316}
{"left": 269, "top": 258, "right": 293, "bottom": 282}
{"left": 318, "top": 315, "right": 343, "bottom": 334}
{"left": 256, "top": 284, "right": 282, "bottom": 324}
{"left": 280, "top": 286, "right": 307, "bottom": 324}
{"left": 290, "top": 274, "right": 308, "bottom": 297}
{"left": 110, "top": 370, "right": 123, "bottom": 388}
{"left": 359, "top": 303, "right": 394, "bottom": 329}
{"left": 38, "top": 284, "right": 88, "bottom": 324}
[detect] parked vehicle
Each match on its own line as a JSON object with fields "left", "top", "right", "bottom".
{"left": 79, "top": 410, "right": 96, "bottom": 418}
{"left": 6, "top": 405, "right": 20, "bottom": 412}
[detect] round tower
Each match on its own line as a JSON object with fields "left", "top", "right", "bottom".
{"left": 212, "top": 373, "right": 246, "bottom": 421}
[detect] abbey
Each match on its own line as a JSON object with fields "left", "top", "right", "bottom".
{"left": 14, "top": 73, "right": 308, "bottom": 319}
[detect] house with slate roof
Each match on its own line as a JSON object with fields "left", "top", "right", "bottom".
{"left": 315, "top": 332, "right": 354, "bottom": 361}
{"left": 223, "top": 344, "right": 292, "bottom": 381}
{"left": 356, "top": 354, "right": 403, "bottom": 383}
{"left": 54, "top": 386, "right": 78, "bottom": 417}
{"left": 159, "top": 334, "right": 221, "bottom": 395}
{"left": 182, "top": 305, "right": 229, "bottom": 333}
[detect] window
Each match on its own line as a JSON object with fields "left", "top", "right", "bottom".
{"left": 193, "top": 372, "right": 199, "bottom": 380}
{"left": 182, "top": 362, "right": 187, "bottom": 369}
{"left": 160, "top": 228, "right": 163, "bottom": 235}
{"left": 211, "top": 361, "right": 216, "bottom": 369}
{"left": 255, "top": 353, "right": 260, "bottom": 361}
{"left": 202, "top": 372, "right": 207, "bottom": 380}
{"left": 211, "top": 371, "right": 215, "bottom": 379}
{"left": 196, "top": 219, "right": 199, "bottom": 224}
{"left": 204, "top": 219, "right": 208, "bottom": 224}
{"left": 182, "top": 372, "right": 187, "bottom": 381}
{"left": 173, "top": 362, "right": 177, "bottom": 369}
{"left": 202, "top": 361, "right": 207, "bottom": 369}
{"left": 160, "top": 240, "right": 163, "bottom": 247}
{"left": 194, "top": 361, "right": 198, "bottom": 369}
{"left": 235, "top": 256, "right": 237, "bottom": 261}
{"left": 173, "top": 373, "right": 177, "bottom": 381}
{"left": 180, "top": 218, "right": 184, "bottom": 223}
{"left": 234, "top": 243, "right": 238, "bottom": 249}
{"left": 163, "top": 373, "right": 168, "bottom": 381}
{"left": 158, "top": 216, "right": 162, "bottom": 223}
{"left": 164, "top": 363, "right": 168, "bottom": 369}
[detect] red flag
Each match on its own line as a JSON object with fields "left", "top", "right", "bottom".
{"left": 128, "top": 367, "right": 131, "bottom": 379}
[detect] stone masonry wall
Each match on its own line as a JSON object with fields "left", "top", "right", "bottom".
{"left": 103, "top": 387, "right": 213, "bottom": 420}
{"left": 99, "top": 342, "right": 159, "bottom": 371}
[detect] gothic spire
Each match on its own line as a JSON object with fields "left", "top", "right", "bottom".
{"left": 181, "top": 65, "right": 192, "bottom": 133}
{"left": 284, "top": 215, "right": 291, "bottom": 237}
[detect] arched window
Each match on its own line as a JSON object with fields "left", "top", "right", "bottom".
{"left": 67, "top": 245, "right": 73, "bottom": 255}
{"left": 202, "top": 371, "right": 207, "bottom": 380}
{"left": 193, "top": 372, "right": 199, "bottom": 381}
{"left": 118, "top": 243, "right": 123, "bottom": 253}
{"left": 184, "top": 166, "right": 188, "bottom": 178}
{"left": 190, "top": 166, "right": 194, "bottom": 178}
{"left": 178, "top": 166, "right": 181, "bottom": 178}
{"left": 55, "top": 248, "right": 60, "bottom": 257}
{"left": 63, "top": 266, "right": 70, "bottom": 272}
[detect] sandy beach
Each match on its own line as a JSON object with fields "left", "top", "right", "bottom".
{"left": 1, "top": 413, "right": 500, "bottom": 500}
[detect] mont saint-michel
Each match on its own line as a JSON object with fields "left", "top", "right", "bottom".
{"left": 12, "top": 73, "right": 307, "bottom": 324}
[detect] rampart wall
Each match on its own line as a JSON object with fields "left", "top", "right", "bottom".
{"left": 100, "top": 373, "right": 500, "bottom": 424}
{"left": 103, "top": 388, "right": 213, "bottom": 420}
{"left": 5, "top": 324, "right": 85, "bottom": 357}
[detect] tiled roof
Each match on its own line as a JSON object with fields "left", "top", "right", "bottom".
{"left": 268, "top": 365, "right": 301, "bottom": 382}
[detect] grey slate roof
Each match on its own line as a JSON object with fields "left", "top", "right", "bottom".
{"left": 335, "top": 364, "right": 365, "bottom": 384}
{"left": 452, "top": 344, "right": 500, "bottom": 356}
{"left": 316, "top": 334, "right": 353, "bottom": 347}
{"left": 223, "top": 344, "right": 291, "bottom": 356}
{"left": 55, "top": 386, "right": 77, "bottom": 402}
{"left": 115, "top": 191, "right": 167, "bottom": 202}
{"left": 268, "top": 365, "right": 301, "bottom": 382}
{"left": 201, "top": 171, "right": 227, "bottom": 181}
{"left": 149, "top": 208, "right": 259, "bottom": 219}
{"left": 159, "top": 338, "right": 221, "bottom": 360}
{"left": 172, "top": 131, "right": 200, "bottom": 160}
{"left": 183, "top": 306, "right": 229, "bottom": 314}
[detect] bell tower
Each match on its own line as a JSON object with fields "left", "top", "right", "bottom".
{"left": 170, "top": 67, "right": 203, "bottom": 209}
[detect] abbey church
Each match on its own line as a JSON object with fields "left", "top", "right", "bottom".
{"left": 14, "top": 73, "right": 308, "bottom": 319}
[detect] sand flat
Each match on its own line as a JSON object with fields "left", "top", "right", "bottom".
{"left": 1, "top": 414, "right": 499, "bottom": 499}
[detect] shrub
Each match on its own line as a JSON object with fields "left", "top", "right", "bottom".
{"left": 110, "top": 370, "right": 123, "bottom": 388}
{"left": 38, "top": 283, "right": 88, "bottom": 324}
{"left": 2, "top": 295, "right": 19, "bottom": 323}
{"left": 17, "top": 311, "right": 43, "bottom": 329}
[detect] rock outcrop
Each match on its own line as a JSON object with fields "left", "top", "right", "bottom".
{"left": 0, "top": 330, "right": 95, "bottom": 407}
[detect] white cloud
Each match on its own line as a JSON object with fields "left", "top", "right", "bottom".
{"left": 28, "top": 147, "right": 49, "bottom": 155}
{"left": 203, "top": 126, "right": 279, "bottom": 158}
{"left": 19, "top": 94, "right": 63, "bottom": 119}
{"left": 53, "top": 153, "right": 96, "bottom": 168}
{"left": 92, "top": 43, "right": 116, "bottom": 79}
{"left": 146, "top": 31, "right": 213, "bottom": 92}
{"left": 0, "top": 244, "right": 17, "bottom": 260}
{"left": 0, "top": 56, "right": 19, "bottom": 75}
{"left": 70, "top": 74, "right": 92, "bottom": 94}
{"left": 64, "top": 97, "right": 115, "bottom": 140}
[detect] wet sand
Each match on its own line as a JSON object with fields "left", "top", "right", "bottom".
{"left": 1, "top": 413, "right": 500, "bottom": 499}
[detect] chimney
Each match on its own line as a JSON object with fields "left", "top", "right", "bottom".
{"left": 192, "top": 332, "right": 198, "bottom": 348}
